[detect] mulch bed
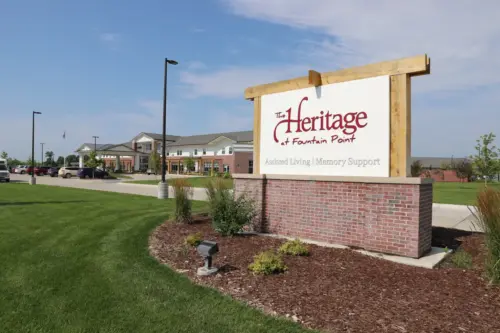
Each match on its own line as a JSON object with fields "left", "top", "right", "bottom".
{"left": 150, "top": 216, "right": 500, "bottom": 333}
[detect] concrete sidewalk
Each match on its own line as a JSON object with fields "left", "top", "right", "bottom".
{"left": 432, "top": 203, "right": 482, "bottom": 232}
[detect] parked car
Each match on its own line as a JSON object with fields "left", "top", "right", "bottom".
{"left": 0, "top": 159, "right": 10, "bottom": 182}
{"left": 14, "top": 165, "right": 29, "bottom": 174}
{"left": 58, "top": 167, "right": 80, "bottom": 178}
{"left": 26, "top": 166, "right": 35, "bottom": 175}
{"left": 77, "top": 167, "right": 110, "bottom": 179}
{"left": 47, "top": 167, "right": 60, "bottom": 177}
{"left": 34, "top": 166, "right": 50, "bottom": 176}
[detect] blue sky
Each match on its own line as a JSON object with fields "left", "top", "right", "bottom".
{"left": 1, "top": 0, "right": 500, "bottom": 160}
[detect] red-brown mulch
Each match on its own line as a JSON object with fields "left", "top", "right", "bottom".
{"left": 150, "top": 217, "right": 500, "bottom": 333}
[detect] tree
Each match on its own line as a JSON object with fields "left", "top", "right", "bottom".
{"left": 184, "top": 157, "right": 195, "bottom": 173}
{"left": 66, "top": 154, "right": 78, "bottom": 166}
{"left": 410, "top": 160, "right": 423, "bottom": 177}
{"left": 1, "top": 151, "right": 8, "bottom": 159}
{"left": 85, "top": 151, "right": 103, "bottom": 169}
{"left": 56, "top": 156, "right": 65, "bottom": 166}
{"left": 455, "top": 159, "right": 473, "bottom": 182}
{"left": 45, "top": 151, "right": 55, "bottom": 166}
{"left": 148, "top": 151, "right": 161, "bottom": 174}
{"left": 471, "top": 133, "right": 500, "bottom": 184}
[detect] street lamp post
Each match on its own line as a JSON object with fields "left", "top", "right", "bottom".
{"left": 30, "top": 111, "right": 42, "bottom": 185}
{"left": 158, "top": 57, "right": 178, "bottom": 199}
{"left": 40, "top": 143, "right": 45, "bottom": 166}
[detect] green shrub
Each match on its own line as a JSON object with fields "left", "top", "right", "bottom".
{"left": 223, "top": 171, "right": 231, "bottom": 179}
{"left": 173, "top": 179, "right": 193, "bottom": 224}
{"left": 248, "top": 251, "right": 287, "bottom": 275}
{"left": 205, "top": 179, "right": 255, "bottom": 236}
{"left": 184, "top": 232, "right": 203, "bottom": 247}
{"left": 474, "top": 188, "right": 500, "bottom": 283}
{"left": 451, "top": 249, "right": 473, "bottom": 269}
{"left": 279, "top": 239, "right": 309, "bottom": 256}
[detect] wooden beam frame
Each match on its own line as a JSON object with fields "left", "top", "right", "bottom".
{"left": 245, "top": 54, "right": 429, "bottom": 100}
{"left": 247, "top": 54, "right": 429, "bottom": 177}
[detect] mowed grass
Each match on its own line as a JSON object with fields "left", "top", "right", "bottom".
{"left": 127, "top": 176, "right": 233, "bottom": 188}
{"left": 0, "top": 184, "right": 309, "bottom": 333}
{"left": 433, "top": 182, "right": 500, "bottom": 205}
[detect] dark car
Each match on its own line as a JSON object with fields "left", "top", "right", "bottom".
{"left": 34, "top": 166, "right": 50, "bottom": 176}
{"left": 77, "top": 168, "right": 109, "bottom": 179}
{"left": 48, "top": 167, "right": 60, "bottom": 177}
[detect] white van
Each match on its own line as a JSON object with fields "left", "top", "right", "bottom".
{"left": 0, "top": 159, "right": 10, "bottom": 182}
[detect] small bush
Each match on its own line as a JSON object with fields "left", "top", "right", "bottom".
{"left": 184, "top": 232, "right": 203, "bottom": 247}
{"left": 248, "top": 251, "right": 287, "bottom": 275}
{"left": 474, "top": 188, "right": 500, "bottom": 283}
{"left": 451, "top": 249, "right": 473, "bottom": 269}
{"left": 279, "top": 239, "right": 309, "bottom": 256}
{"left": 223, "top": 171, "right": 231, "bottom": 179}
{"left": 173, "top": 179, "right": 193, "bottom": 224}
{"left": 206, "top": 179, "right": 254, "bottom": 236}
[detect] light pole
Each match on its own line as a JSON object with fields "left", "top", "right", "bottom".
{"left": 158, "top": 57, "right": 178, "bottom": 199}
{"left": 30, "top": 111, "right": 42, "bottom": 185}
{"left": 40, "top": 143, "right": 45, "bottom": 166}
{"left": 93, "top": 136, "right": 99, "bottom": 153}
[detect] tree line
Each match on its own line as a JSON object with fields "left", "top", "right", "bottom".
{"left": 0, "top": 151, "right": 80, "bottom": 167}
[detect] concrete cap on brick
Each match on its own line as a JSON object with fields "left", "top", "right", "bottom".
{"left": 232, "top": 173, "right": 433, "bottom": 185}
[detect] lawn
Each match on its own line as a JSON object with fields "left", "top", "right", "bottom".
{"left": 0, "top": 184, "right": 308, "bottom": 333}
{"left": 433, "top": 181, "right": 500, "bottom": 205}
{"left": 127, "top": 176, "right": 233, "bottom": 188}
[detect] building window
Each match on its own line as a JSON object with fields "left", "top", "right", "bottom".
{"left": 203, "top": 162, "right": 211, "bottom": 174}
{"left": 229, "top": 147, "right": 233, "bottom": 154}
{"left": 145, "top": 143, "right": 152, "bottom": 152}
{"left": 177, "top": 150, "right": 182, "bottom": 156}
{"left": 166, "top": 152, "right": 169, "bottom": 156}
{"left": 221, "top": 148, "right": 225, "bottom": 155}
{"left": 248, "top": 160, "right": 253, "bottom": 174}
{"left": 203, "top": 148, "right": 206, "bottom": 155}
{"left": 213, "top": 162, "right": 219, "bottom": 173}
{"left": 194, "top": 149, "right": 198, "bottom": 156}
{"left": 140, "top": 156, "right": 149, "bottom": 171}
{"left": 223, "top": 164, "right": 230, "bottom": 173}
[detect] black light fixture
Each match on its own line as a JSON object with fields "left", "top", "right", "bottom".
{"left": 30, "top": 111, "right": 42, "bottom": 184}
{"left": 158, "top": 57, "right": 178, "bottom": 199}
{"left": 196, "top": 240, "right": 219, "bottom": 276}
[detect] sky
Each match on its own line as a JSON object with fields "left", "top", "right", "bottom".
{"left": 1, "top": 0, "right": 500, "bottom": 160}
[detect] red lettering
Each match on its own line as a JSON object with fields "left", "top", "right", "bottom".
{"left": 356, "top": 111, "right": 368, "bottom": 128}
{"left": 272, "top": 96, "right": 369, "bottom": 143}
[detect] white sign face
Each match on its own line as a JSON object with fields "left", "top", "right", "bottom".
{"left": 260, "top": 75, "right": 390, "bottom": 177}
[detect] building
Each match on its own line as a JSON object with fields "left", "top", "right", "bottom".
{"left": 409, "top": 156, "right": 469, "bottom": 182}
{"left": 75, "top": 130, "right": 254, "bottom": 174}
{"left": 76, "top": 130, "right": 466, "bottom": 181}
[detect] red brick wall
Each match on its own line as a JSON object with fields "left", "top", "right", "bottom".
{"left": 233, "top": 152, "right": 253, "bottom": 174}
{"left": 234, "top": 176, "right": 433, "bottom": 258}
{"left": 420, "top": 169, "right": 468, "bottom": 182}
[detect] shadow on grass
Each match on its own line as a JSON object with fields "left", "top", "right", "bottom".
{"left": 432, "top": 226, "right": 476, "bottom": 250}
{"left": 0, "top": 200, "right": 88, "bottom": 206}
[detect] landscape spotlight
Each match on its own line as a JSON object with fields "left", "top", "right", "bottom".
{"left": 196, "top": 240, "right": 219, "bottom": 276}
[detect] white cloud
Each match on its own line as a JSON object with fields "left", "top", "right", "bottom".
{"left": 99, "top": 33, "right": 119, "bottom": 42}
{"left": 180, "top": 65, "right": 307, "bottom": 99}
{"left": 222, "top": 0, "right": 500, "bottom": 93}
{"left": 192, "top": 27, "right": 205, "bottom": 33}
{"left": 187, "top": 61, "right": 207, "bottom": 70}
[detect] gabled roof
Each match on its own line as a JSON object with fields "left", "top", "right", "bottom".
{"left": 76, "top": 142, "right": 134, "bottom": 153}
{"left": 165, "top": 130, "right": 253, "bottom": 147}
{"left": 134, "top": 132, "right": 180, "bottom": 142}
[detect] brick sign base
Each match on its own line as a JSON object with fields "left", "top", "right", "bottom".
{"left": 233, "top": 174, "right": 433, "bottom": 258}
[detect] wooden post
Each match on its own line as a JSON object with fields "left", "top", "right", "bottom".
{"left": 390, "top": 74, "right": 412, "bottom": 177}
{"left": 253, "top": 96, "right": 261, "bottom": 174}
